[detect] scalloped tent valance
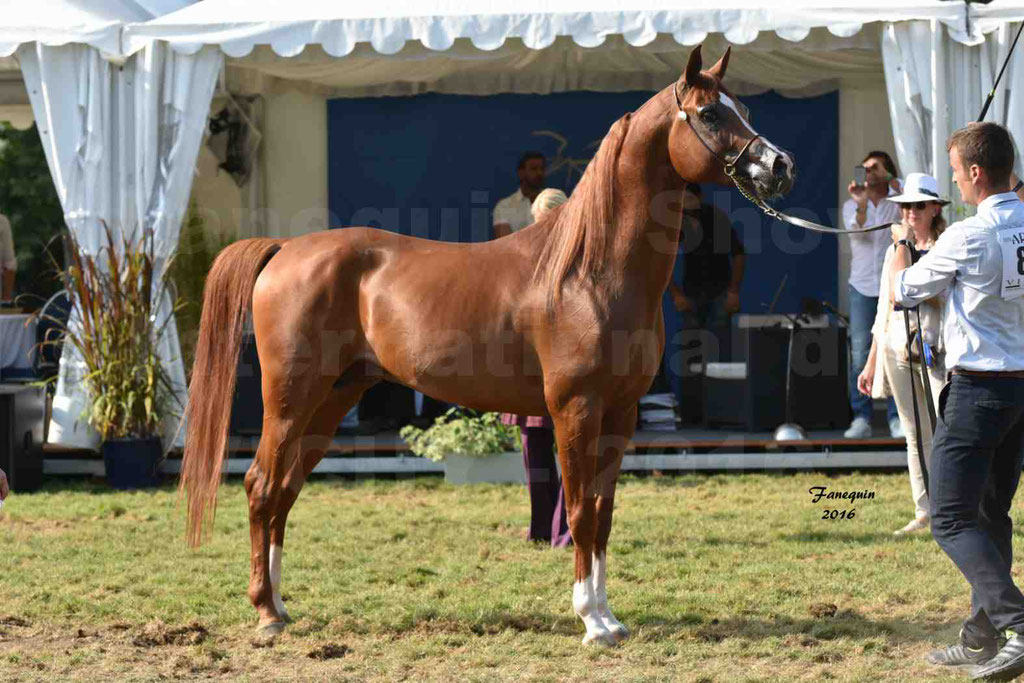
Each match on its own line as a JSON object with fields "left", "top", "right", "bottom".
{"left": 0, "top": 0, "right": 192, "bottom": 58}
{"left": 121, "top": 0, "right": 980, "bottom": 59}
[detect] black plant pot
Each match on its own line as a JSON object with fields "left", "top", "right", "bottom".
{"left": 102, "top": 437, "right": 163, "bottom": 490}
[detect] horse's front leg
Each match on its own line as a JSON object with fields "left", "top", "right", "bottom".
{"left": 591, "top": 405, "right": 636, "bottom": 643}
{"left": 552, "top": 397, "right": 616, "bottom": 647}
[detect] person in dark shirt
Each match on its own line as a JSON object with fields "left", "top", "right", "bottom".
{"left": 658, "top": 185, "right": 744, "bottom": 424}
{"left": 668, "top": 184, "right": 745, "bottom": 327}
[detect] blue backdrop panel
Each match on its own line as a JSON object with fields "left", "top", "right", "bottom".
{"left": 328, "top": 90, "right": 839, "bottom": 314}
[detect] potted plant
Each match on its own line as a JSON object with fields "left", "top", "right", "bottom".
{"left": 170, "top": 202, "right": 234, "bottom": 372}
{"left": 43, "top": 225, "right": 180, "bottom": 489}
{"left": 399, "top": 408, "right": 524, "bottom": 484}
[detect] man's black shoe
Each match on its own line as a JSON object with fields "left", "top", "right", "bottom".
{"left": 970, "top": 634, "right": 1024, "bottom": 681}
{"left": 927, "top": 640, "right": 999, "bottom": 667}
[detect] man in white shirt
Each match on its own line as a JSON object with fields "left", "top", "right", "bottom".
{"left": 892, "top": 122, "right": 1024, "bottom": 680}
{"left": 842, "top": 151, "right": 902, "bottom": 438}
{"left": 493, "top": 152, "right": 546, "bottom": 238}
{"left": 0, "top": 213, "right": 15, "bottom": 301}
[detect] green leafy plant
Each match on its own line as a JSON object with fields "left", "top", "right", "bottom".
{"left": 399, "top": 408, "right": 521, "bottom": 462}
{"left": 44, "top": 224, "right": 181, "bottom": 441}
{"left": 170, "top": 203, "right": 234, "bottom": 373}
{"left": 0, "top": 123, "right": 65, "bottom": 305}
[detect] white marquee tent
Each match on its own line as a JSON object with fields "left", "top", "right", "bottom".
{"left": 3, "top": 0, "right": 219, "bottom": 448}
{"left": 3, "top": 0, "right": 1024, "bottom": 448}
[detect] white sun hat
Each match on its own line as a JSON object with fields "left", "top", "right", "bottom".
{"left": 889, "top": 172, "right": 950, "bottom": 205}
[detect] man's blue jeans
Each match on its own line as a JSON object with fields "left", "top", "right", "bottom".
{"left": 848, "top": 285, "right": 897, "bottom": 422}
{"left": 930, "top": 374, "right": 1024, "bottom": 641}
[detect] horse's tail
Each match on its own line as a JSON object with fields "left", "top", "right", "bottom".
{"left": 181, "top": 237, "right": 284, "bottom": 547}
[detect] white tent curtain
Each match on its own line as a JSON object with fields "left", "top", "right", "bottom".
{"left": 18, "top": 41, "right": 222, "bottom": 449}
{"left": 882, "top": 20, "right": 1024, "bottom": 213}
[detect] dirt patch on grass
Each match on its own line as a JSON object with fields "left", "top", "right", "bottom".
{"left": 132, "top": 621, "right": 209, "bottom": 647}
{"left": 307, "top": 643, "right": 351, "bottom": 660}
{"left": 808, "top": 602, "right": 838, "bottom": 619}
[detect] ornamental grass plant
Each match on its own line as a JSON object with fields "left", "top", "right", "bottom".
{"left": 43, "top": 224, "right": 180, "bottom": 441}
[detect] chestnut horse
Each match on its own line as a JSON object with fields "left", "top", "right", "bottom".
{"left": 181, "top": 45, "right": 794, "bottom": 645}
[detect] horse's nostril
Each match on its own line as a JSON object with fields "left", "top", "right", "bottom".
{"left": 772, "top": 156, "right": 789, "bottom": 177}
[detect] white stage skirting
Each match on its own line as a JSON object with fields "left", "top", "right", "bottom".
{"left": 0, "top": 313, "right": 35, "bottom": 376}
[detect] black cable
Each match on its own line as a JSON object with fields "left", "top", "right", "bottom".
{"left": 978, "top": 20, "right": 1024, "bottom": 122}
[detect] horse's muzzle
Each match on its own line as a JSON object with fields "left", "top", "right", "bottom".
{"left": 746, "top": 139, "right": 795, "bottom": 200}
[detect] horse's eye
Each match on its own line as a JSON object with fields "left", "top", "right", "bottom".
{"left": 700, "top": 108, "right": 718, "bottom": 125}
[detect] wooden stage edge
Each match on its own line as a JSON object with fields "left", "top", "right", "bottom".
{"left": 42, "top": 429, "right": 911, "bottom": 476}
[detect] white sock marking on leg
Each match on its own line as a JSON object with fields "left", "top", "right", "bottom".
{"left": 574, "top": 575, "right": 613, "bottom": 645}
{"left": 591, "top": 551, "right": 628, "bottom": 640}
{"left": 269, "top": 544, "right": 288, "bottom": 619}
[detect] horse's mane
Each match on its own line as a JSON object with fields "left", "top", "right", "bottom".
{"left": 533, "top": 113, "right": 632, "bottom": 310}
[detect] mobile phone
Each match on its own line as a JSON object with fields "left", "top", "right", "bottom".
{"left": 853, "top": 166, "right": 866, "bottom": 186}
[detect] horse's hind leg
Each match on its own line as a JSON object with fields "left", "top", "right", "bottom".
{"left": 246, "top": 408, "right": 308, "bottom": 634}
{"left": 591, "top": 404, "right": 636, "bottom": 643}
{"left": 266, "top": 381, "right": 375, "bottom": 625}
{"left": 245, "top": 352, "right": 340, "bottom": 635}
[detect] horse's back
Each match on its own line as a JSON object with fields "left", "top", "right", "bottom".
{"left": 249, "top": 226, "right": 551, "bottom": 413}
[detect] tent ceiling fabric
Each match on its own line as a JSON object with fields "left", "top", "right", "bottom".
{"left": 0, "top": 0, "right": 193, "bottom": 57}
{"left": 223, "top": 30, "right": 884, "bottom": 99}
{"left": 124, "top": 0, "right": 973, "bottom": 57}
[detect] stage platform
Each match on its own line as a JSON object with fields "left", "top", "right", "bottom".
{"left": 41, "top": 428, "right": 910, "bottom": 477}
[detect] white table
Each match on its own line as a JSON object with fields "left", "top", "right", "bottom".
{"left": 0, "top": 313, "right": 37, "bottom": 378}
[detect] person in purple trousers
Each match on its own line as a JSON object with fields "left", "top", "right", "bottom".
{"left": 501, "top": 414, "right": 571, "bottom": 547}
{"left": 499, "top": 188, "right": 571, "bottom": 548}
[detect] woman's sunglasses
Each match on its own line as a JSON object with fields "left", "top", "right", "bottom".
{"left": 900, "top": 201, "right": 933, "bottom": 210}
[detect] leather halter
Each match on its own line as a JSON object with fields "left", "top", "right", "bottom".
{"left": 673, "top": 84, "right": 891, "bottom": 235}
{"left": 674, "top": 83, "right": 761, "bottom": 180}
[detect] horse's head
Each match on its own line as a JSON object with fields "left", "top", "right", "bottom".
{"left": 668, "top": 45, "right": 794, "bottom": 200}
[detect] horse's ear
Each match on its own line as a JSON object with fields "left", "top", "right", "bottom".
{"left": 682, "top": 45, "right": 703, "bottom": 87}
{"left": 709, "top": 46, "right": 731, "bottom": 81}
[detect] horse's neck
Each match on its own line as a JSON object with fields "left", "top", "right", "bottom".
{"left": 609, "top": 108, "right": 686, "bottom": 304}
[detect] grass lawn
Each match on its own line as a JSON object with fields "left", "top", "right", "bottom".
{"left": 0, "top": 470, "right": 1013, "bottom": 682}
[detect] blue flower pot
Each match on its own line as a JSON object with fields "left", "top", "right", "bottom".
{"left": 101, "top": 437, "right": 163, "bottom": 490}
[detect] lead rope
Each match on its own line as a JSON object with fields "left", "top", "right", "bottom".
{"left": 727, "top": 165, "right": 778, "bottom": 219}
{"left": 676, "top": 105, "right": 887, "bottom": 234}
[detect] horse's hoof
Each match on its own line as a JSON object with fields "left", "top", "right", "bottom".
{"left": 609, "top": 625, "right": 630, "bottom": 643}
{"left": 582, "top": 630, "right": 618, "bottom": 647}
{"left": 280, "top": 610, "right": 293, "bottom": 624}
{"left": 256, "top": 620, "right": 287, "bottom": 637}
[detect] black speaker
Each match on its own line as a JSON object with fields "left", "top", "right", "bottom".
{"left": 229, "top": 332, "right": 264, "bottom": 435}
{"left": 0, "top": 385, "right": 45, "bottom": 492}
{"left": 788, "top": 326, "right": 850, "bottom": 429}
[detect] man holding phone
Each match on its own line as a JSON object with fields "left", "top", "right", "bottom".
{"left": 842, "top": 151, "right": 902, "bottom": 439}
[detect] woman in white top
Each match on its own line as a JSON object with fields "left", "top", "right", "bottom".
{"left": 857, "top": 173, "right": 948, "bottom": 536}
{"left": 0, "top": 214, "right": 16, "bottom": 301}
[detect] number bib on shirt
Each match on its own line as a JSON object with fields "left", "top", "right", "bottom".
{"left": 999, "top": 222, "right": 1024, "bottom": 300}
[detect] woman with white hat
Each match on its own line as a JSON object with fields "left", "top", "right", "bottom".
{"left": 857, "top": 172, "right": 949, "bottom": 535}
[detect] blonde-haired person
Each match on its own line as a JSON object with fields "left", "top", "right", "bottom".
{"left": 532, "top": 188, "right": 568, "bottom": 217}
{"left": 500, "top": 187, "right": 571, "bottom": 547}
{"left": 857, "top": 173, "right": 948, "bottom": 535}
